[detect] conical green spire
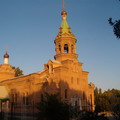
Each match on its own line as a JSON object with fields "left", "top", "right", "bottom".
{"left": 56, "top": 10, "right": 75, "bottom": 39}
{"left": 61, "top": 19, "right": 70, "bottom": 34}
{"left": 60, "top": 10, "right": 74, "bottom": 36}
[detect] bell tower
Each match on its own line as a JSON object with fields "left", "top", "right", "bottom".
{"left": 54, "top": 2, "right": 78, "bottom": 62}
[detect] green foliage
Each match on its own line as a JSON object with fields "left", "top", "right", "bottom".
{"left": 108, "top": 18, "right": 120, "bottom": 39}
{"left": 94, "top": 87, "right": 108, "bottom": 113}
{"left": 37, "top": 93, "right": 110, "bottom": 120}
{"left": 94, "top": 88, "right": 120, "bottom": 119}
{"left": 107, "top": 89, "right": 120, "bottom": 120}
{"left": 38, "top": 93, "right": 70, "bottom": 120}
{"left": 37, "top": 88, "right": 120, "bottom": 120}
{"left": 12, "top": 66, "right": 24, "bottom": 77}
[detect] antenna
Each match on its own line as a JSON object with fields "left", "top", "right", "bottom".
{"left": 62, "top": 0, "right": 65, "bottom": 11}
{"left": 5, "top": 46, "right": 8, "bottom": 53}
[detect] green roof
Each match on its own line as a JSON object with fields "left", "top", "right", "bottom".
{"left": 61, "top": 19, "right": 70, "bottom": 34}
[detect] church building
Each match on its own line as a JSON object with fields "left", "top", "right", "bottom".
{"left": 0, "top": 6, "right": 94, "bottom": 120}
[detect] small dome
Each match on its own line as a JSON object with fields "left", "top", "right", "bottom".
{"left": 61, "top": 10, "right": 67, "bottom": 15}
{"left": 4, "top": 52, "right": 9, "bottom": 58}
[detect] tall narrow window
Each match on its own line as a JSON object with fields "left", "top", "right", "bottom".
{"left": 65, "top": 89, "right": 68, "bottom": 99}
{"left": 14, "top": 94, "right": 17, "bottom": 105}
{"left": 23, "top": 92, "right": 29, "bottom": 105}
{"left": 71, "top": 45, "right": 74, "bottom": 53}
{"left": 90, "top": 94, "right": 92, "bottom": 110}
{"left": 58, "top": 44, "right": 61, "bottom": 53}
{"left": 64, "top": 44, "right": 69, "bottom": 53}
{"left": 23, "top": 93, "right": 25, "bottom": 105}
{"left": 11, "top": 93, "right": 17, "bottom": 104}
{"left": 26, "top": 92, "right": 29, "bottom": 105}
{"left": 83, "top": 92, "right": 86, "bottom": 100}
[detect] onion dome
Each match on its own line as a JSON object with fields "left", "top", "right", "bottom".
{"left": 61, "top": 10, "right": 67, "bottom": 16}
{"left": 4, "top": 52, "right": 9, "bottom": 58}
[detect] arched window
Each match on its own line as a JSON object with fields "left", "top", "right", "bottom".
{"left": 11, "top": 93, "right": 17, "bottom": 104}
{"left": 83, "top": 92, "right": 86, "bottom": 100}
{"left": 23, "top": 93, "right": 25, "bottom": 105}
{"left": 14, "top": 94, "right": 17, "bottom": 105}
{"left": 58, "top": 44, "right": 61, "bottom": 53}
{"left": 71, "top": 45, "right": 74, "bottom": 53}
{"left": 26, "top": 92, "right": 29, "bottom": 105}
{"left": 64, "top": 44, "right": 69, "bottom": 53}
{"left": 23, "top": 92, "right": 29, "bottom": 105}
{"left": 65, "top": 89, "right": 68, "bottom": 99}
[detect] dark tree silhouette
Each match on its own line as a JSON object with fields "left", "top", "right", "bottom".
{"left": 108, "top": 0, "right": 120, "bottom": 39}
{"left": 108, "top": 18, "right": 120, "bottom": 39}
{"left": 12, "top": 66, "right": 24, "bottom": 77}
{"left": 38, "top": 93, "right": 70, "bottom": 120}
{"left": 37, "top": 92, "right": 110, "bottom": 120}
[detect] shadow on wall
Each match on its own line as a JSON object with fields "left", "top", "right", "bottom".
{"left": 2, "top": 80, "right": 93, "bottom": 120}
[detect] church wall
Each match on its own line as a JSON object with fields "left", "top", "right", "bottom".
{"left": 50, "top": 61, "right": 92, "bottom": 110}
{"left": 0, "top": 63, "right": 94, "bottom": 120}
{"left": 0, "top": 72, "right": 15, "bottom": 81}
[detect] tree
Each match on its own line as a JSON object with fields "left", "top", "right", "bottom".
{"left": 108, "top": 18, "right": 120, "bottom": 39}
{"left": 108, "top": 0, "right": 120, "bottom": 39}
{"left": 12, "top": 66, "right": 24, "bottom": 77}
{"left": 38, "top": 92, "right": 110, "bottom": 120}
{"left": 94, "top": 87, "right": 99, "bottom": 96}
{"left": 109, "top": 89, "right": 120, "bottom": 120}
{"left": 94, "top": 88, "right": 120, "bottom": 119}
{"left": 37, "top": 93, "right": 70, "bottom": 120}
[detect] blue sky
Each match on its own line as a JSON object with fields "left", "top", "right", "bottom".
{"left": 0, "top": 0, "right": 120, "bottom": 91}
